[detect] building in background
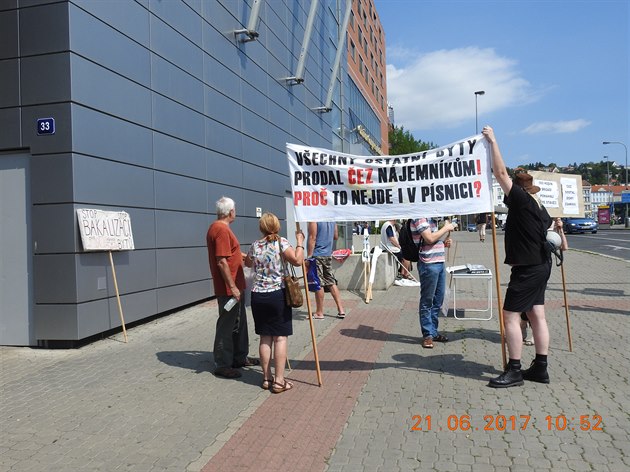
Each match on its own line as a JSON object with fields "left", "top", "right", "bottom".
{"left": 345, "top": 0, "right": 388, "bottom": 155}
{"left": 0, "top": 0, "right": 369, "bottom": 346}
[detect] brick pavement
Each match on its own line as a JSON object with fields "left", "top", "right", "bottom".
{"left": 1, "top": 230, "right": 629, "bottom": 471}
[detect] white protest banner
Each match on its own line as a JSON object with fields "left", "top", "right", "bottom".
{"left": 77, "top": 209, "right": 135, "bottom": 251}
{"left": 530, "top": 171, "right": 584, "bottom": 218}
{"left": 287, "top": 135, "right": 494, "bottom": 222}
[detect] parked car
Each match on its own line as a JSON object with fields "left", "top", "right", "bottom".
{"left": 467, "top": 223, "right": 477, "bottom": 232}
{"left": 563, "top": 217, "right": 598, "bottom": 234}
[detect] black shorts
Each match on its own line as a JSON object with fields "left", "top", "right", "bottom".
{"left": 251, "top": 289, "right": 293, "bottom": 336}
{"left": 503, "top": 262, "right": 552, "bottom": 313}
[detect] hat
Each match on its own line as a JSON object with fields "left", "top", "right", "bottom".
{"left": 546, "top": 230, "right": 562, "bottom": 249}
{"left": 513, "top": 173, "right": 540, "bottom": 194}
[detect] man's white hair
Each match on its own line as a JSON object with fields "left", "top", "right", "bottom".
{"left": 216, "top": 197, "right": 235, "bottom": 218}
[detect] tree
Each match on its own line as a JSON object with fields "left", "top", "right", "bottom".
{"left": 388, "top": 125, "right": 436, "bottom": 155}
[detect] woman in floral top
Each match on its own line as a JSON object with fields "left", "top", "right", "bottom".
{"left": 244, "top": 213, "right": 305, "bottom": 393}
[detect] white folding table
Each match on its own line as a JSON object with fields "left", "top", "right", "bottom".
{"left": 450, "top": 270, "right": 493, "bottom": 321}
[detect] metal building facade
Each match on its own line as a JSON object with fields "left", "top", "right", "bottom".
{"left": 0, "top": 0, "right": 351, "bottom": 346}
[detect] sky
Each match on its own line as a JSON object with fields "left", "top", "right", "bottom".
{"left": 376, "top": 0, "right": 629, "bottom": 170}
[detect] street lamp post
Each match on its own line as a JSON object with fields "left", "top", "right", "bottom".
{"left": 603, "top": 141, "right": 628, "bottom": 226}
{"left": 474, "top": 90, "right": 485, "bottom": 134}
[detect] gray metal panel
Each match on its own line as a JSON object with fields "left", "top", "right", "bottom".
{"left": 267, "top": 100, "right": 291, "bottom": 136}
{"left": 0, "top": 10, "right": 18, "bottom": 58}
{"left": 71, "top": 0, "right": 150, "bottom": 46}
{"left": 206, "top": 150, "right": 243, "bottom": 187}
{"left": 201, "top": 21, "right": 239, "bottom": 75}
{"left": 30, "top": 153, "right": 73, "bottom": 204}
{"left": 32, "top": 204, "right": 76, "bottom": 254}
{"left": 156, "top": 280, "right": 210, "bottom": 313}
{"left": 18, "top": 2, "right": 69, "bottom": 55}
{"left": 90, "top": 288, "right": 158, "bottom": 331}
{"left": 202, "top": 54, "right": 240, "bottom": 99}
{"left": 68, "top": 3, "right": 151, "bottom": 87}
{"left": 268, "top": 145, "right": 291, "bottom": 175}
{"left": 154, "top": 171, "right": 207, "bottom": 213}
{"left": 241, "top": 108, "right": 268, "bottom": 144}
{"left": 33, "top": 254, "right": 77, "bottom": 304}
{"left": 156, "top": 247, "right": 208, "bottom": 287}
{"left": 34, "top": 304, "right": 78, "bottom": 340}
{"left": 152, "top": 93, "right": 204, "bottom": 146}
{"left": 48, "top": 289, "right": 158, "bottom": 339}
{"left": 20, "top": 103, "right": 72, "bottom": 155}
{"left": 0, "top": 152, "right": 33, "bottom": 346}
{"left": 71, "top": 55, "right": 152, "bottom": 127}
{"left": 182, "top": 0, "right": 202, "bottom": 16}
{"left": 241, "top": 135, "right": 270, "bottom": 169}
{"left": 151, "top": 53, "right": 204, "bottom": 113}
{"left": 201, "top": 0, "right": 237, "bottom": 34}
{"left": 73, "top": 156, "right": 155, "bottom": 208}
{"left": 205, "top": 118, "right": 242, "bottom": 159}
{"left": 155, "top": 210, "right": 208, "bottom": 248}
{"left": 0, "top": 108, "right": 21, "bottom": 149}
{"left": 20, "top": 53, "right": 71, "bottom": 105}
{"left": 204, "top": 85, "right": 240, "bottom": 129}
{"left": 150, "top": 14, "right": 203, "bottom": 78}
{"left": 75, "top": 250, "right": 157, "bottom": 303}
{"left": 148, "top": 0, "right": 202, "bottom": 45}
{"left": 153, "top": 132, "right": 205, "bottom": 178}
{"left": 72, "top": 106, "right": 153, "bottom": 168}
{"left": 0, "top": 1, "right": 18, "bottom": 12}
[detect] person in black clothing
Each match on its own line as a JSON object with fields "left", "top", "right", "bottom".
{"left": 483, "top": 126, "right": 567, "bottom": 388}
{"left": 475, "top": 213, "right": 487, "bottom": 242}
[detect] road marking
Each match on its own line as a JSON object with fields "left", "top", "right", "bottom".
{"left": 603, "top": 245, "right": 630, "bottom": 251}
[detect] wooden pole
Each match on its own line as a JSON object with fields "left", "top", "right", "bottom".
{"left": 490, "top": 213, "right": 506, "bottom": 368}
{"left": 108, "top": 251, "right": 128, "bottom": 343}
{"left": 560, "top": 261, "right": 573, "bottom": 352}
{"left": 297, "top": 223, "right": 322, "bottom": 386}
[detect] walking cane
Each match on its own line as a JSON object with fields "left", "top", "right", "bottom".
{"left": 560, "top": 262, "right": 573, "bottom": 352}
{"left": 296, "top": 222, "right": 322, "bottom": 386}
{"left": 490, "top": 213, "right": 507, "bottom": 369}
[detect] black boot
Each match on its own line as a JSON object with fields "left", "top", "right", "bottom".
{"left": 523, "top": 360, "right": 550, "bottom": 384}
{"left": 488, "top": 368, "right": 524, "bottom": 388}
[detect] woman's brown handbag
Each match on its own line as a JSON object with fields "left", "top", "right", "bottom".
{"left": 279, "top": 242, "right": 303, "bottom": 308}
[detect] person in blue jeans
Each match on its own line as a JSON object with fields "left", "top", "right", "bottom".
{"left": 410, "top": 218, "right": 454, "bottom": 348}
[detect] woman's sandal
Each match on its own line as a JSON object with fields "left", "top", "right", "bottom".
{"left": 261, "top": 378, "right": 274, "bottom": 390}
{"left": 271, "top": 379, "right": 294, "bottom": 394}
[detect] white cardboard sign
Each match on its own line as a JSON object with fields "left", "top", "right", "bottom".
{"left": 77, "top": 209, "right": 135, "bottom": 251}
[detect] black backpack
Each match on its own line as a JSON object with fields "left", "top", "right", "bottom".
{"left": 398, "top": 219, "right": 421, "bottom": 262}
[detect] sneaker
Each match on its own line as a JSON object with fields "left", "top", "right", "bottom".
{"left": 422, "top": 337, "right": 434, "bottom": 349}
{"left": 488, "top": 369, "right": 524, "bottom": 388}
{"left": 522, "top": 360, "right": 550, "bottom": 384}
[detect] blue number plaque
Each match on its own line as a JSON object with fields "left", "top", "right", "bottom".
{"left": 37, "top": 118, "right": 55, "bottom": 135}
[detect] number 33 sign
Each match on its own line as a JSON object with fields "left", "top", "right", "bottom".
{"left": 37, "top": 117, "right": 55, "bottom": 135}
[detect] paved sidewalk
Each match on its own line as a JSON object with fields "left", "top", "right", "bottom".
{"left": 1, "top": 231, "right": 629, "bottom": 471}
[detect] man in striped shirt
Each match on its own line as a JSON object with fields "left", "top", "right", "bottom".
{"left": 410, "top": 218, "right": 455, "bottom": 349}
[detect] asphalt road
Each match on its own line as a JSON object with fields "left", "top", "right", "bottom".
{"left": 566, "top": 229, "right": 630, "bottom": 261}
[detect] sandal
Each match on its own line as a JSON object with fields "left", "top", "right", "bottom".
{"left": 271, "top": 379, "right": 294, "bottom": 394}
{"left": 261, "top": 378, "right": 273, "bottom": 390}
{"left": 337, "top": 313, "right": 346, "bottom": 319}
{"left": 312, "top": 314, "right": 325, "bottom": 320}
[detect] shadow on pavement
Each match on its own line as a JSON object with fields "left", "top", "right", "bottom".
{"left": 290, "top": 353, "right": 502, "bottom": 381}
{"left": 157, "top": 350, "right": 214, "bottom": 374}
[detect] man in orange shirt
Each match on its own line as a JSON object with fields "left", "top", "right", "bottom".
{"left": 207, "top": 197, "right": 256, "bottom": 378}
